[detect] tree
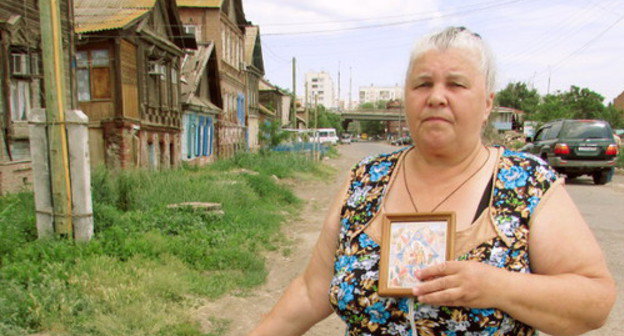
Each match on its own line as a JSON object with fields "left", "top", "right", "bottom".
{"left": 259, "top": 120, "right": 289, "bottom": 149}
{"left": 360, "top": 120, "right": 385, "bottom": 136}
{"left": 358, "top": 100, "right": 389, "bottom": 110}
{"left": 559, "top": 86, "right": 605, "bottom": 119}
{"left": 496, "top": 82, "right": 540, "bottom": 114}
{"left": 529, "top": 86, "right": 614, "bottom": 125}
{"left": 313, "top": 105, "right": 344, "bottom": 133}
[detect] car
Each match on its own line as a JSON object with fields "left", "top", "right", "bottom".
{"left": 522, "top": 119, "right": 619, "bottom": 185}
{"left": 311, "top": 128, "right": 339, "bottom": 144}
{"left": 340, "top": 133, "right": 352, "bottom": 144}
{"left": 391, "top": 136, "right": 413, "bottom": 146}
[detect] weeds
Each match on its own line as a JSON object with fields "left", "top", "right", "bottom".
{"left": 0, "top": 151, "right": 325, "bottom": 335}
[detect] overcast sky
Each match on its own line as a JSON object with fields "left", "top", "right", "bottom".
{"left": 244, "top": 0, "right": 624, "bottom": 105}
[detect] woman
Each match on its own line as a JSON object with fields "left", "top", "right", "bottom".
{"left": 248, "top": 27, "right": 615, "bottom": 336}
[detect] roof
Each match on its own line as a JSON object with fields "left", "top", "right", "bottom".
{"left": 74, "top": 0, "right": 156, "bottom": 33}
{"left": 259, "top": 79, "right": 272, "bottom": 91}
{"left": 181, "top": 43, "right": 214, "bottom": 101}
{"left": 493, "top": 106, "right": 524, "bottom": 114}
{"left": 177, "top": 0, "right": 223, "bottom": 7}
{"left": 258, "top": 104, "right": 276, "bottom": 117}
{"left": 180, "top": 42, "right": 222, "bottom": 109}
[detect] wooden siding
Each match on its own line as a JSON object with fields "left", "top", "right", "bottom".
{"left": 120, "top": 39, "right": 139, "bottom": 119}
{"left": 79, "top": 101, "right": 114, "bottom": 121}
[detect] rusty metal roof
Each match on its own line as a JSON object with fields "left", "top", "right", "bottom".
{"left": 177, "top": 0, "right": 223, "bottom": 8}
{"left": 74, "top": 0, "right": 156, "bottom": 33}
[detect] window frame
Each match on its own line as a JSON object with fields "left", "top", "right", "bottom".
{"left": 76, "top": 49, "right": 113, "bottom": 102}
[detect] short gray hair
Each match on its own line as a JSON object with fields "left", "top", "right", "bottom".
{"left": 406, "top": 26, "right": 497, "bottom": 93}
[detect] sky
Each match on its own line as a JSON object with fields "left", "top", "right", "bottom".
{"left": 244, "top": 0, "right": 624, "bottom": 106}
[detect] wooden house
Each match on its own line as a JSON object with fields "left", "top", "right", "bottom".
{"left": 73, "top": 0, "right": 195, "bottom": 169}
{"left": 178, "top": 0, "right": 248, "bottom": 158}
{"left": 180, "top": 42, "right": 222, "bottom": 164}
{"left": 0, "top": 0, "right": 74, "bottom": 194}
{"left": 244, "top": 24, "right": 264, "bottom": 151}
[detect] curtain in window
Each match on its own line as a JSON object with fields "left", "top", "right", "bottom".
{"left": 10, "top": 80, "right": 30, "bottom": 120}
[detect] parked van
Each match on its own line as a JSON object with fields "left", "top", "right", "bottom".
{"left": 312, "top": 128, "right": 339, "bottom": 144}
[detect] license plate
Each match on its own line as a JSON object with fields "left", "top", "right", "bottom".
{"left": 577, "top": 146, "right": 597, "bottom": 152}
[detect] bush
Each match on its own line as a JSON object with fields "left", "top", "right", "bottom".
{"left": 0, "top": 151, "right": 327, "bottom": 335}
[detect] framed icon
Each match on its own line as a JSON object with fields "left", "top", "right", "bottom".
{"left": 379, "top": 213, "right": 456, "bottom": 297}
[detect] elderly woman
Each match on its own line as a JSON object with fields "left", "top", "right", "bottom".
{"left": 248, "top": 27, "right": 615, "bottom": 336}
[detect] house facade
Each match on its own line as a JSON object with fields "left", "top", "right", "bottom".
{"left": 0, "top": 0, "right": 74, "bottom": 194}
{"left": 614, "top": 91, "right": 624, "bottom": 111}
{"left": 180, "top": 42, "right": 222, "bottom": 164}
{"left": 259, "top": 79, "right": 291, "bottom": 127}
{"left": 74, "top": 0, "right": 194, "bottom": 169}
{"left": 178, "top": 0, "right": 248, "bottom": 158}
{"left": 244, "top": 25, "right": 264, "bottom": 151}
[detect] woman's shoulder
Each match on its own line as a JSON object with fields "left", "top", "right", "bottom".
{"left": 500, "top": 147, "right": 551, "bottom": 167}
{"left": 497, "top": 147, "right": 559, "bottom": 184}
{"left": 352, "top": 147, "right": 408, "bottom": 170}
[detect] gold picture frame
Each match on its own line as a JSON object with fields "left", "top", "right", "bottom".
{"left": 379, "top": 213, "right": 456, "bottom": 297}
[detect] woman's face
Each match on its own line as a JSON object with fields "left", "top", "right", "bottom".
{"left": 404, "top": 48, "right": 494, "bottom": 152}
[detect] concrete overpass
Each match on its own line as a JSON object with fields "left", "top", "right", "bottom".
{"left": 337, "top": 109, "right": 405, "bottom": 130}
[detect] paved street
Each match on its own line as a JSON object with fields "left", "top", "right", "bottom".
{"left": 329, "top": 142, "right": 624, "bottom": 335}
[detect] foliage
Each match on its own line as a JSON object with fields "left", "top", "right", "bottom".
{"left": 495, "top": 82, "right": 540, "bottom": 114}
{"left": 311, "top": 105, "right": 344, "bottom": 133}
{"left": 498, "top": 84, "right": 623, "bottom": 128}
{"left": 0, "top": 152, "right": 326, "bottom": 335}
{"left": 358, "top": 100, "right": 388, "bottom": 110}
{"left": 259, "top": 121, "right": 290, "bottom": 148}
{"left": 360, "top": 120, "right": 385, "bottom": 136}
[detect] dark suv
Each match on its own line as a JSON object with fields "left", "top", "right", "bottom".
{"left": 523, "top": 119, "right": 619, "bottom": 185}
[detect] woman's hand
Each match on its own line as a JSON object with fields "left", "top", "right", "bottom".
{"left": 411, "top": 260, "right": 505, "bottom": 309}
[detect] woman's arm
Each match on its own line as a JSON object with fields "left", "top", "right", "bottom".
{"left": 413, "top": 182, "right": 616, "bottom": 335}
{"left": 248, "top": 180, "right": 349, "bottom": 336}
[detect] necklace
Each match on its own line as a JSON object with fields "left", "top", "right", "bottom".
{"left": 402, "top": 147, "right": 491, "bottom": 213}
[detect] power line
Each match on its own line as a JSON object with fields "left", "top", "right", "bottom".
{"left": 263, "top": 0, "right": 528, "bottom": 36}
{"left": 260, "top": 0, "right": 515, "bottom": 27}
{"left": 551, "top": 11, "right": 624, "bottom": 71}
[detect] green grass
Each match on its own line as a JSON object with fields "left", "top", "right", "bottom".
{"left": 0, "top": 151, "right": 327, "bottom": 336}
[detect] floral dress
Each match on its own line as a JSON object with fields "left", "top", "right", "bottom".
{"left": 328, "top": 147, "right": 559, "bottom": 336}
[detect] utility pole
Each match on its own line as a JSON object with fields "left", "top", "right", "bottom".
{"left": 31, "top": 0, "right": 93, "bottom": 241}
{"left": 547, "top": 67, "right": 552, "bottom": 95}
{"left": 315, "top": 93, "right": 319, "bottom": 161}
{"left": 305, "top": 82, "right": 309, "bottom": 127}
{"left": 40, "top": 0, "right": 73, "bottom": 237}
{"left": 348, "top": 67, "right": 352, "bottom": 111}
{"left": 291, "top": 57, "right": 296, "bottom": 127}
{"left": 337, "top": 61, "right": 341, "bottom": 111}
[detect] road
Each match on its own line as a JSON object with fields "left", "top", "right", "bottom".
{"left": 196, "top": 142, "right": 623, "bottom": 335}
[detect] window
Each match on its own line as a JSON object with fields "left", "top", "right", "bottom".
{"left": 76, "top": 49, "right": 111, "bottom": 101}
{"left": 183, "top": 25, "right": 201, "bottom": 41}
{"left": 11, "top": 53, "right": 29, "bottom": 75}
{"left": 171, "top": 68, "right": 179, "bottom": 108}
{"left": 10, "top": 81, "right": 30, "bottom": 120}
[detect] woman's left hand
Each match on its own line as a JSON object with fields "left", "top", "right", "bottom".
{"left": 412, "top": 260, "right": 505, "bottom": 309}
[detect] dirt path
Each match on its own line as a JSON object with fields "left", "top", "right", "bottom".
{"left": 195, "top": 143, "right": 395, "bottom": 336}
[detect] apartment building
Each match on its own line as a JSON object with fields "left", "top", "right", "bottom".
{"left": 359, "top": 84, "right": 403, "bottom": 104}
{"left": 304, "top": 71, "right": 335, "bottom": 109}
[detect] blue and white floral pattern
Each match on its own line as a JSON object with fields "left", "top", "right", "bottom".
{"left": 329, "top": 147, "right": 558, "bottom": 336}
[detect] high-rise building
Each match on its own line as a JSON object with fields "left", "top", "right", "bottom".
{"left": 359, "top": 84, "right": 403, "bottom": 104}
{"left": 304, "top": 71, "right": 336, "bottom": 109}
